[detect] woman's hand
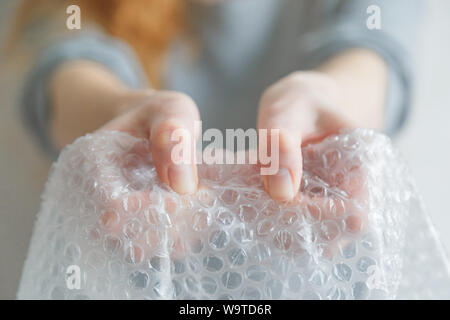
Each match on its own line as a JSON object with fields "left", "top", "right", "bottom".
{"left": 49, "top": 60, "right": 200, "bottom": 195}
{"left": 99, "top": 90, "right": 200, "bottom": 195}
{"left": 258, "top": 71, "right": 353, "bottom": 201}
{"left": 258, "top": 49, "right": 387, "bottom": 202}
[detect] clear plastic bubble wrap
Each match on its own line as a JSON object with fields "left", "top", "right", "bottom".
{"left": 17, "top": 129, "right": 450, "bottom": 299}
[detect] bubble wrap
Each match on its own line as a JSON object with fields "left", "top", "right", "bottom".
{"left": 17, "top": 129, "right": 450, "bottom": 300}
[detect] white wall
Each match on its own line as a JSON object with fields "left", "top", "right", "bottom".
{"left": 0, "top": 1, "right": 51, "bottom": 299}
{"left": 395, "top": 0, "right": 450, "bottom": 250}
{"left": 0, "top": 0, "right": 449, "bottom": 299}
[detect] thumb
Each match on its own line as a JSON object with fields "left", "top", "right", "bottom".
{"left": 258, "top": 118, "right": 303, "bottom": 202}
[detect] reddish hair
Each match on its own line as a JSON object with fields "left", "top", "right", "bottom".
{"left": 11, "top": 0, "right": 186, "bottom": 87}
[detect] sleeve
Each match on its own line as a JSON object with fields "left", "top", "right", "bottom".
{"left": 20, "top": 31, "right": 147, "bottom": 159}
{"left": 300, "top": 0, "right": 423, "bottom": 135}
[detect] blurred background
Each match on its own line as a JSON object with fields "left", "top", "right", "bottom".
{"left": 0, "top": 0, "right": 449, "bottom": 299}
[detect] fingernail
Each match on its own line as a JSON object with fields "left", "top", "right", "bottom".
{"left": 266, "top": 168, "right": 294, "bottom": 201}
{"left": 168, "top": 164, "right": 197, "bottom": 194}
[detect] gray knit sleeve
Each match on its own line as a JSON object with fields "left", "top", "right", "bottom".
{"left": 21, "top": 31, "right": 146, "bottom": 158}
{"left": 300, "top": 0, "right": 422, "bottom": 135}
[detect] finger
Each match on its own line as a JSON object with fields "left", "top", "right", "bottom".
{"left": 258, "top": 113, "right": 303, "bottom": 202}
{"left": 148, "top": 92, "right": 200, "bottom": 195}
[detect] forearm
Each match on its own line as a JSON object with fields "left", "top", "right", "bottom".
{"left": 49, "top": 60, "right": 138, "bottom": 149}
{"left": 316, "top": 48, "right": 387, "bottom": 130}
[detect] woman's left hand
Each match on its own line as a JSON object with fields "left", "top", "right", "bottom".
{"left": 257, "top": 71, "right": 357, "bottom": 201}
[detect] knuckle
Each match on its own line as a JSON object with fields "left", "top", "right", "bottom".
{"left": 151, "top": 119, "right": 194, "bottom": 152}
{"left": 151, "top": 120, "right": 181, "bottom": 150}
{"left": 261, "top": 103, "right": 283, "bottom": 119}
{"left": 164, "top": 92, "right": 197, "bottom": 111}
{"left": 157, "top": 92, "right": 200, "bottom": 121}
{"left": 260, "top": 85, "right": 278, "bottom": 107}
{"left": 260, "top": 125, "right": 296, "bottom": 154}
{"left": 277, "top": 129, "right": 296, "bottom": 154}
{"left": 286, "top": 71, "right": 317, "bottom": 84}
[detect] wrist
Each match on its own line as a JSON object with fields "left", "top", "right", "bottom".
{"left": 288, "top": 71, "right": 352, "bottom": 127}
{"left": 315, "top": 49, "right": 387, "bottom": 129}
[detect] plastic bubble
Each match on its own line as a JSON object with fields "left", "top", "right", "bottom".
{"left": 17, "top": 130, "right": 450, "bottom": 299}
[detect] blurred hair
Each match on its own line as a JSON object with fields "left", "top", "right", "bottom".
{"left": 10, "top": 0, "right": 186, "bottom": 87}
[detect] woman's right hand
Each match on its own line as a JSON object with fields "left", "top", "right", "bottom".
{"left": 99, "top": 89, "right": 200, "bottom": 195}
{"left": 49, "top": 61, "right": 199, "bottom": 195}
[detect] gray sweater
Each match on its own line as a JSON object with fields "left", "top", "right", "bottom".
{"left": 21, "top": 0, "right": 422, "bottom": 157}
